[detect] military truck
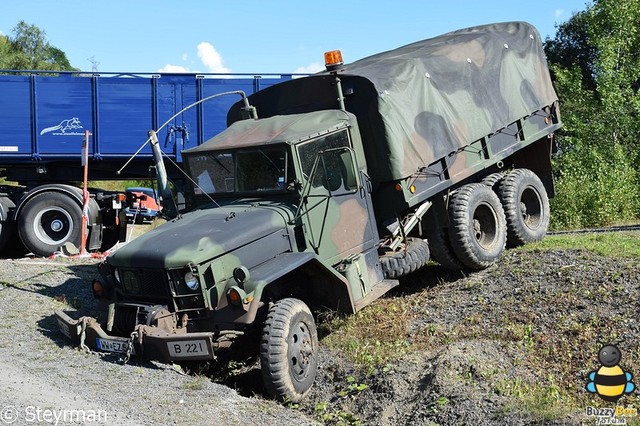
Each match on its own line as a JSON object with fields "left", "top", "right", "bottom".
{"left": 56, "top": 22, "right": 561, "bottom": 401}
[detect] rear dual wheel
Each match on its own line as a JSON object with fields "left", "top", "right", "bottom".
{"left": 426, "top": 226, "right": 462, "bottom": 270}
{"left": 448, "top": 183, "right": 507, "bottom": 270}
{"left": 0, "top": 197, "right": 17, "bottom": 254}
{"left": 498, "top": 168, "right": 550, "bottom": 246}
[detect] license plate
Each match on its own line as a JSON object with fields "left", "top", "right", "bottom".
{"left": 96, "top": 338, "right": 134, "bottom": 355}
{"left": 167, "top": 340, "right": 209, "bottom": 358}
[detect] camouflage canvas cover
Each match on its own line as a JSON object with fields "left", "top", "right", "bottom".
{"left": 226, "top": 21, "right": 558, "bottom": 183}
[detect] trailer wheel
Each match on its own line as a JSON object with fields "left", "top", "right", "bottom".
{"left": 18, "top": 192, "right": 83, "bottom": 257}
{"left": 0, "top": 197, "right": 16, "bottom": 253}
{"left": 448, "top": 184, "right": 506, "bottom": 270}
{"left": 380, "top": 237, "right": 430, "bottom": 278}
{"left": 425, "top": 227, "right": 463, "bottom": 270}
{"left": 498, "top": 168, "right": 550, "bottom": 245}
{"left": 260, "top": 298, "right": 318, "bottom": 402}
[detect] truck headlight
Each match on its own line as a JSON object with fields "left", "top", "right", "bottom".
{"left": 184, "top": 271, "right": 200, "bottom": 291}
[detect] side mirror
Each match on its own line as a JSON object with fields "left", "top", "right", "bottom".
{"left": 317, "top": 148, "right": 358, "bottom": 193}
{"left": 339, "top": 150, "right": 358, "bottom": 190}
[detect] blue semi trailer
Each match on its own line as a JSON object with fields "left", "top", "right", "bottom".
{"left": 0, "top": 70, "right": 293, "bottom": 256}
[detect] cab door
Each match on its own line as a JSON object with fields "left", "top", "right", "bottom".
{"left": 296, "top": 128, "right": 378, "bottom": 265}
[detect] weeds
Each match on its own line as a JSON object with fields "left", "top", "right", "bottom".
{"left": 181, "top": 376, "right": 207, "bottom": 391}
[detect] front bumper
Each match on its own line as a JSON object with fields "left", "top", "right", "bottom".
{"left": 55, "top": 310, "right": 230, "bottom": 362}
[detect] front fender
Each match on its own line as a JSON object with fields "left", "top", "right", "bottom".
{"left": 215, "top": 252, "right": 355, "bottom": 325}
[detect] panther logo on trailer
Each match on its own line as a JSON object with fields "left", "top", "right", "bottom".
{"left": 40, "top": 117, "right": 83, "bottom": 135}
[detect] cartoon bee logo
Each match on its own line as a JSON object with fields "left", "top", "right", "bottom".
{"left": 586, "top": 344, "right": 635, "bottom": 402}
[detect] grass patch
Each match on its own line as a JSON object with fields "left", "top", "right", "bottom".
{"left": 496, "top": 377, "right": 574, "bottom": 422}
{"left": 522, "top": 231, "right": 640, "bottom": 258}
{"left": 320, "top": 298, "right": 412, "bottom": 369}
{"left": 181, "top": 376, "right": 208, "bottom": 391}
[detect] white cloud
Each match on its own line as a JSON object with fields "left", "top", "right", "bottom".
{"left": 158, "top": 42, "right": 229, "bottom": 74}
{"left": 197, "top": 42, "right": 230, "bottom": 73}
{"left": 294, "top": 62, "right": 324, "bottom": 75}
{"left": 555, "top": 9, "right": 565, "bottom": 19}
{"left": 157, "top": 64, "right": 191, "bottom": 73}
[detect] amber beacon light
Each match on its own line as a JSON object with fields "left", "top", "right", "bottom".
{"left": 324, "top": 50, "right": 344, "bottom": 72}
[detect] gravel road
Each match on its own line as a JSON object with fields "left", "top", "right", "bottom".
{"left": 0, "top": 257, "right": 317, "bottom": 426}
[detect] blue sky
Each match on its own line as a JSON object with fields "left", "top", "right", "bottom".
{"left": 0, "top": 1, "right": 590, "bottom": 75}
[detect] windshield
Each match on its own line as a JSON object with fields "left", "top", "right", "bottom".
{"left": 185, "top": 146, "right": 294, "bottom": 195}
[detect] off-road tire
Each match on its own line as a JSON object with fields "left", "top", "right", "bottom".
{"left": 380, "top": 237, "right": 430, "bottom": 279}
{"left": 0, "top": 197, "right": 16, "bottom": 253}
{"left": 448, "top": 183, "right": 507, "bottom": 270}
{"left": 425, "top": 227, "right": 464, "bottom": 270}
{"left": 481, "top": 172, "right": 504, "bottom": 190}
{"left": 18, "top": 192, "right": 83, "bottom": 257}
{"left": 260, "top": 298, "right": 318, "bottom": 402}
{"left": 498, "top": 168, "right": 550, "bottom": 246}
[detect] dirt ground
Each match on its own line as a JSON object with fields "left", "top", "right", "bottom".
{"left": 0, "top": 235, "right": 639, "bottom": 425}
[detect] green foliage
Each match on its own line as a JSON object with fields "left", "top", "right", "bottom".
{"left": 524, "top": 230, "right": 640, "bottom": 258}
{"left": 337, "top": 376, "right": 368, "bottom": 397}
{"left": 546, "top": 0, "right": 640, "bottom": 228}
{"left": 89, "top": 180, "right": 155, "bottom": 192}
{"left": 551, "top": 139, "right": 638, "bottom": 229}
{"left": 1, "top": 21, "right": 76, "bottom": 71}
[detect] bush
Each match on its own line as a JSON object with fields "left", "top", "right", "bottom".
{"left": 551, "top": 141, "right": 639, "bottom": 229}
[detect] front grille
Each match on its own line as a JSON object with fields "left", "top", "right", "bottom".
{"left": 119, "top": 268, "right": 170, "bottom": 299}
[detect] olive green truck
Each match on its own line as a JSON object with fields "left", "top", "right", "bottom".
{"left": 57, "top": 22, "right": 561, "bottom": 401}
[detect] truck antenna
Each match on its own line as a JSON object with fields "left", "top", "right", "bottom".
{"left": 116, "top": 90, "right": 255, "bottom": 176}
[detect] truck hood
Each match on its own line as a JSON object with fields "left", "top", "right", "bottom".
{"left": 108, "top": 203, "right": 293, "bottom": 269}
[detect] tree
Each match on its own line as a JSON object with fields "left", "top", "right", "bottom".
{"left": 545, "top": 0, "right": 640, "bottom": 228}
{"left": 544, "top": 10, "right": 598, "bottom": 90}
{"left": 0, "top": 35, "right": 12, "bottom": 69}
{"left": 0, "top": 21, "right": 76, "bottom": 71}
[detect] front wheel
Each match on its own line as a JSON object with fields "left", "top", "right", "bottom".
{"left": 260, "top": 298, "right": 318, "bottom": 402}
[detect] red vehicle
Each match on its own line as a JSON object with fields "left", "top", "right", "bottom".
{"left": 124, "top": 187, "right": 160, "bottom": 223}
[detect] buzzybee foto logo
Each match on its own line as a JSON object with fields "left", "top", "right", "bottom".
{"left": 586, "top": 345, "right": 635, "bottom": 402}
{"left": 585, "top": 344, "right": 637, "bottom": 425}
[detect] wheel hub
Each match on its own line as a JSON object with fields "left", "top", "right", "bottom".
{"left": 291, "top": 322, "right": 312, "bottom": 377}
{"left": 33, "top": 207, "right": 74, "bottom": 245}
{"left": 50, "top": 219, "right": 64, "bottom": 232}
